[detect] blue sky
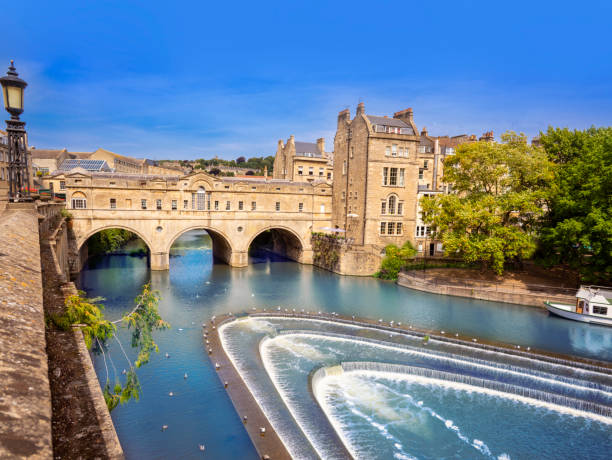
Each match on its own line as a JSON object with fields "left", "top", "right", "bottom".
{"left": 4, "top": 1, "right": 611, "bottom": 160}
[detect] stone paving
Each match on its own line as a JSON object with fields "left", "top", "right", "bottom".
{"left": 0, "top": 205, "right": 53, "bottom": 459}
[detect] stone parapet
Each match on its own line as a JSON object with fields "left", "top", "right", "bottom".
{"left": 0, "top": 206, "right": 53, "bottom": 458}
{"left": 397, "top": 271, "right": 576, "bottom": 307}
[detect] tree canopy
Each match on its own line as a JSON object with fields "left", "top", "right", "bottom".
{"left": 421, "top": 132, "right": 555, "bottom": 274}
{"left": 538, "top": 127, "right": 612, "bottom": 282}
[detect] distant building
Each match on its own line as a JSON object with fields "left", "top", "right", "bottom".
{"left": 58, "top": 159, "right": 112, "bottom": 172}
{"left": 273, "top": 136, "right": 333, "bottom": 182}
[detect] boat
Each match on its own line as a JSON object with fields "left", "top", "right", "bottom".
{"left": 544, "top": 285, "right": 612, "bottom": 327}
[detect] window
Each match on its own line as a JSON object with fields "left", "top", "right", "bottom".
{"left": 392, "top": 144, "right": 398, "bottom": 157}
{"left": 389, "top": 168, "right": 398, "bottom": 186}
{"left": 419, "top": 146, "right": 426, "bottom": 153}
{"left": 319, "top": 168, "right": 324, "bottom": 176}
{"left": 238, "top": 201, "right": 244, "bottom": 210}
{"left": 251, "top": 201, "right": 257, "bottom": 211}
{"left": 388, "top": 195, "right": 396, "bottom": 214}
{"left": 404, "top": 147, "right": 409, "bottom": 158}
{"left": 110, "top": 198, "right": 116, "bottom": 209}
{"left": 354, "top": 191, "right": 358, "bottom": 199}
{"left": 385, "top": 146, "right": 390, "bottom": 156}
{"left": 380, "top": 222, "right": 386, "bottom": 234}
{"left": 381, "top": 201, "right": 387, "bottom": 214}
{"left": 60, "top": 181, "right": 66, "bottom": 190}
{"left": 275, "top": 202, "right": 280, "bottom": 211}
{"left": 341, "top": 191, "right": 346, "bottom": 200}
{"left": 141, "top": 199, "right": 147, "bottom": 209}
{"left": 397, "top": 202, "right": 403, "bottom": 215}
{"left": 214, "top": 200, "right": 219, "bottom": 210}
{"left": 320, "top": 204, "right": 325, "bottom": 213}
{"left": 172, "top": 200, "right": 177, "bottom": 210}
{"left": 156, "top": 199, "right": 162, "bottom": 210}
{"left": 298, "top": 166, "right": 303, "bottom": 175}
{"left": 183, "top": 199, "right": 188, "bottom": 209}
{"left": 423, "top": 160, "right": 429, "bottom": 169}
{"left": 350, "top": 147, "right": 354, "bottom": 158}
{"left": 196, "top": 188, "right": 206, "bottom": 210}
{"left": 436, "top": 243, "right": 443, "bottom": 252}
{"left": 419, "top": 168, "right": 424, "bottom": 180}
{"left": 418, "top": 243, "right": 423, "bottom": 252}
{"left": 399, "top": 169, "right": 405, "bottom": 186}
{"left": 593, "top": 305, "right": 608, "bottom": 315}
{"left": 388, "top": 222, "right": 395, "bottom": 234}
{"left": 226, "top": 201, "right": 231, "bottom": 211}
{"left": 342, "top": 160, "right": 347, "bottom": 175}
{"left": 383, "top": 167, "right": 389, "bottom": 185}
{"left": 396, "top": 223, "right": 403, "bottom": 235}
{"left": 72, "top": 198, "right": 86, "bottom": 209}
{"left": 327, "top": 172, "right": 332, "bottom": 180}
{"left": 349, "top": 191, "right": 352, "bottom": 199}
{"left": 251, "top": 186, "right": 257, "bottom": 191}
{"left": 299, "top": 202, "right": 304, "bottom": 212}
{"left": 308, "top": 167, "right": 314, "bottom": 176}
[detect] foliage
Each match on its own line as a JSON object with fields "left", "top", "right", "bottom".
{"left": 123, "top": 284, "right": 170, "bottom": 367}
{"left": 60, "top": 208, "right": 73, "bottom": 221}
{"left": 53, "top": 293, "right": 115, "bottom": 349}
{"left": 195, "top": 155, "right": 275, "bottom": 174}
{"left": 312, "top": 237, "right": 340, "bottom": 268}
{"left": 537, "top": 126, "right": 612, "bottom": 281}
{"left": 51, "top": 283, "right": 169, "bottom": 411}
{"left": 87, "top": 229, "right": 138, "bottom": 256}
{"left": 421, "top": 132, "right": 554, "bottom": 275}
{"left": 375, "top": 241, "right": 417, "bottom": 280}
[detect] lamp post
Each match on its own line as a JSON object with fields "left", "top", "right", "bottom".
{"left": 0, "top": 60, "right": 30, "bottom": 201}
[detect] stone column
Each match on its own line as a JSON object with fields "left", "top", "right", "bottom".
{"left": 150, "top": 251, "right": 169, "bottom": 270}
{"left": 228, "top": 250, "right": 248, "bottom": 268}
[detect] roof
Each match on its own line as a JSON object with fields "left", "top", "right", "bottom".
{"left": 30, "top": 149, "right": 68, "bottom": 159}
{"left": 366, "top": 115, "right": 410, "bottom": 128}
{"left": 58, "top": 159, "right": 112, "bottom": 172}
{"left": 294, "top": 141, "right": 322, "bottom": 157}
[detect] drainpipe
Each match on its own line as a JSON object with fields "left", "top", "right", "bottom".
{"left": 432, "top": 139, "right": 440, "bottom": 191}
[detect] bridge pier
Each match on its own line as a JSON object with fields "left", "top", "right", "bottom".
{"left": 150, "top": 249, "right": 249, "bottom": 270}
{"left": 151, "top": 251, "right": 169, "bottom": 271}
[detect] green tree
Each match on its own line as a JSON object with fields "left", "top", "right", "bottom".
{"left": 51, "top": 283, "right": 170, "bottom": 411}
{"left": 421, "top": 132, "right": 554, "bottom": 274}
{"left": 375, "top": 241, "right": 417, "bottom": 280}
{"left": 538, "top": 126, "right": 612, "bottom": 282}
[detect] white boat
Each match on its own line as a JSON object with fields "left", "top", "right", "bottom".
{"left": 545, "top": 285, "right": 612, "bottom": 327}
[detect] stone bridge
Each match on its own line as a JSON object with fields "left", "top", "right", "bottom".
{"left": 61, "top": 171, "right": 333, "bottom": 270}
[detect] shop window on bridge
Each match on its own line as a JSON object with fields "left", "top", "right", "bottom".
{"left": 172, "top": 200, "right": 177, "bottom": 210}
{"left": 195, "top": 187, "right": 207, "bottom": 210}
{"left": 214, "top": 200, "right": 219, "bottom": 210}
{"left": 299, "top": 202, "right": 303, "bottom": 212}
{"left": 226, "top": 201, "right": 231, "bottom": 211}
{"left": 72, "top": 197, "right": 86, "bottom": 209}
{"left": 183, "top": 199, "right": 188, "bottom": 210}
{"left": 275, "top": 202, "right": 280, "bottom": 211}
{"left": 156, "top": 199, "right": 162, "bottom": 210}
{"left": 239, "top": 201, "right": 244, "bottom": 210}
{"left": 110, "top": 198, "right": 116, "bottom": 209}
{"left": 141, "top": 199, "right": 147, "bottom": 210}
{"left": 251, "top": 201, "right": 257, "bottom": 211}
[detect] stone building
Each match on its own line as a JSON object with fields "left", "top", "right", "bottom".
{"left": 273, "top": 136, "right": 333, "bottom": 182}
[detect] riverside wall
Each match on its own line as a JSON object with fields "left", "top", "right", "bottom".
{"left": 0, "top": 201, "right": 123, "bottom": 459}
{"left": 397, "top": 271, "right": 576, "bottom": 307}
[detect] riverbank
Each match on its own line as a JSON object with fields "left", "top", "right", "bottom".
{"left": 397, "top": 268, "right": 577, "bottom": 307}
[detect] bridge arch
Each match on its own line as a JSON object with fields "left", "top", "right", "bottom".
{"left": 77, "top": 224, "right": 154, "bottom": 253}
{"left": 166, "top": 225, "right": 236, "bottom": 266}
{"left": 247, "top": 225, "right": 306, "bottom": 263}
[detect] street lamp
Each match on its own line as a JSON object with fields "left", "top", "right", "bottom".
{"left": 0, "top": 60, "right": 31, "bottom": 201}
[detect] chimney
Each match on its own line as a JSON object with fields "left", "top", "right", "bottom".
{"left": 316, "top": 137, "right": 325, "bottom": 155}
{"left": 337, "top": 108, "right": 351, "bottom": 125}
{"left": 421, "top": 126, "right": 428, "bottom": 137}
{"left": 288, "top": 135, "right": 295, "bottom": 145}
{"left": 356, "top": 102, "right": 365, "bottom": 116}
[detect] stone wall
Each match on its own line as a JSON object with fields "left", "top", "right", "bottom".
{"left": 0, "top": 203, "right": 53, "bottom": 459}
{"left": 311, "top": 233, "right": 380, "bottom": 276}
{"left": 397, "top": 271, "right": 576, "bottom": 307}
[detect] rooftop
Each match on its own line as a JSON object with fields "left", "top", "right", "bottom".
{"left": 58, "top": 159, "right": 113, "bottom": 172}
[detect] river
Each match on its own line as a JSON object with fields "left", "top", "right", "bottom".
{"left": 79, "top": 230, "right": 612, "bottom": 459}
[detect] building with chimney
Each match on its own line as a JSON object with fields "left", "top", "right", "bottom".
{"left": 273, "top": 136, "right": 333, "bottom": 182}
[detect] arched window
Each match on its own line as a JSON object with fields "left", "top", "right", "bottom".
{"left": 71, "top": 191, "right": 87, "bottom": 209}
{"left": 196, "top": 186, "right": 206, "bottom": 210}
{"left": 388, "top": 195, "right": 396, "bottom": 214}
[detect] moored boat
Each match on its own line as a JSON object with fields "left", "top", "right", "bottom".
{"left": 545, "top": 285, "right": 612, "bottom": 327}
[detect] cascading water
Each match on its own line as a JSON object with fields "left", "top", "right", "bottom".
{"left": 219, "top": 316, "right": 612, "bottom": 460}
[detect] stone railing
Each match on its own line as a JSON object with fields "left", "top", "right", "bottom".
{"left": 36, "top": 201, "right": 65, "bottom": 236}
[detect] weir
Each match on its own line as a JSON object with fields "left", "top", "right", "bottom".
{"left": 216, "top": 314, "right": 612, "bottom": 460}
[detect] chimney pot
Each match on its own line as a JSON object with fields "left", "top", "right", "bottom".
{"left": 356, "top": 102, "right": 365, "bottom": 116}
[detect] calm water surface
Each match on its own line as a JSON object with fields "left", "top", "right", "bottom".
{"left": 79, "top": 231, "right": 612, "bottom": 459}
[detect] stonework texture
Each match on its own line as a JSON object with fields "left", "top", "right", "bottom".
{"left": 0, "top": 204, "right": 53, "bottom": 459}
